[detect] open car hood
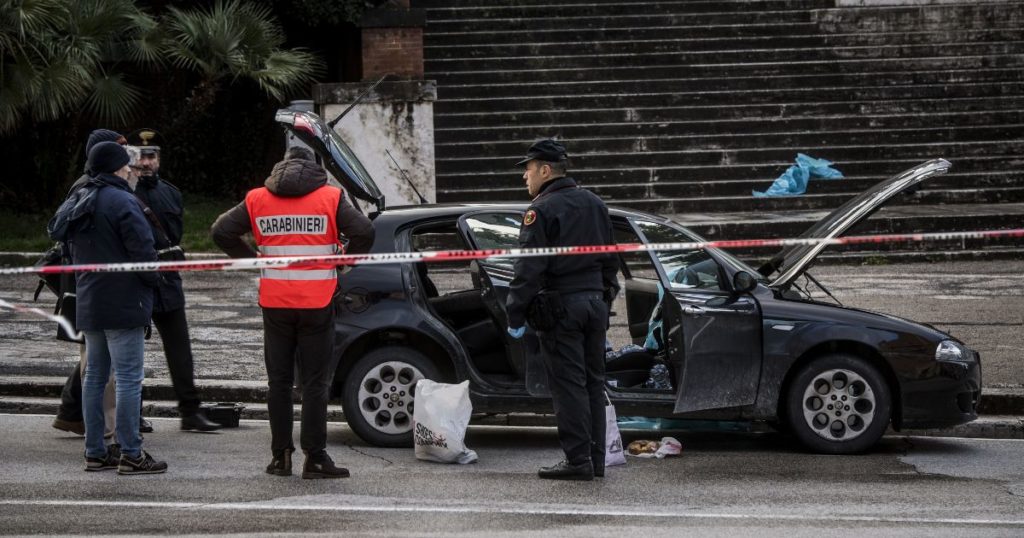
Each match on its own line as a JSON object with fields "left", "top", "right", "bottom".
{"left": 274, "top": 109, "right": 385, "bottom": 213}
{"left": 759, "top": 158, "right": 951, "bottom": 288}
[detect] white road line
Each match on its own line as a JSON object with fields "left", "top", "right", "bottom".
{"left": 1, "top": 499, "right": 1023, "bottom": 526}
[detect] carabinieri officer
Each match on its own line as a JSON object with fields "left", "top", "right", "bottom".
{"left": 506, "top": 139, "right": 620, "bottom": 481}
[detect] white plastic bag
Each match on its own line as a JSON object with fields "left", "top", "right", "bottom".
{"left": 413, "top": 379, "right": 478, "bottom": 464}
{"left": 604, "top": 393, "right": 626, "bottom": 467}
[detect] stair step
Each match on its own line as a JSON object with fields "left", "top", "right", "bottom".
{"left": 425, "top": 29, "right": 1024, "bottom": 57}
{"left": 436, "top": 140, "right": 1023, "bottom": 174}
{"left": 436, "top": 110, "right": 1024, "bottom": 143}
{"left": 435, "top": 97, "right": 1024, "bottom": 129}
{"left": 435, "top": 83, "right": 1024, "bottom": 119}
{"left": 435, "top": 67, "right": 1024, "bottom": 100}
{"left": 427, "top": 42, "right": 1024, "bottom": 73}
{"left": 435, "top": 123, "right": 1024, "bottom": 158}
{"left": 436, "top": 156, "right": 1024, "bottom": 188}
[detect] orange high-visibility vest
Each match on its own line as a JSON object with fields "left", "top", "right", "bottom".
{"left": 245, "top": 185, "right": 344, "bottom": 309}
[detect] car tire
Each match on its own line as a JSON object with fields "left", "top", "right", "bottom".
{"left": 784, "top": 353, "right": 891, "bottom": 454}
{"left": 342, "top": 346, "right": 442, "bottom": 448}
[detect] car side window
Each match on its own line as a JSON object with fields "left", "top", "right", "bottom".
{"left": 634, "top": 220, "right": 723, "bottom": 291}
{"left": 463, "top": 212, "right": 523, "bottom": 250}
{"left": 614, "top": 225, "right": 658, "bottom": 280}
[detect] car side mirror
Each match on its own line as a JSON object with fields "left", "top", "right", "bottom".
{"left": 732, "top": 271, "right": 757, "bottom": 294}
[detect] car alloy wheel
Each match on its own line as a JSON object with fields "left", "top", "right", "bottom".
{"left": 356, "top": 360, "right": 423, "bottom": 435}
{"left": 342, "top": 346, "right": 442, "bottom": 447}
{"left": 785, "top": 353, "right": 891, "bottom": 454}
{"left": 800, "top": 369, "right": 875, "bottom": 442}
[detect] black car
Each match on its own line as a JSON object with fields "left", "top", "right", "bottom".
{"left": 277, "top": 109, "right": 981, "bottom": 455}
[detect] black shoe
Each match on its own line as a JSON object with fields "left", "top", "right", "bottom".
{"left": 139, "top": 418, "right": 154, "bottom": 433}
{"left": 266, "top": 449, "right": 293, "bottom": 477}
{"left": 181, "top": 413, "right": 221, "bottom": 433}
{"left": 592, "top": 451, "right": 605, "bottom": 477}
{"left": 118, "top": 451, "right": 167, "bottom": 475}
{"left": 593, "top": 462, "right": 605, "bottom": 478}
{"left": 53, "top": 417, "right": 85, "bottom": 436}
{"left": 538, "top": 460, "right": 594, "bottom": 481}
{"left": 302, "top": 453, "right": 350, "bottom": 479}
{"left": 84, "top": 444, "right": 121, "bottom": 472}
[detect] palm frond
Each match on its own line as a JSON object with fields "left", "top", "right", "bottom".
{"left": 84, "top": 70, "right": 141, "bottom": 125}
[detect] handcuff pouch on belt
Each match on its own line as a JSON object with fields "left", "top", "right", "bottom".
{"left": 526, "top": 289, "right": 565, "bottom": 331}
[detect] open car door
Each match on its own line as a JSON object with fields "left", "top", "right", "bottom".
{"left": 633, "top": 220, "right": 763, "bottom": 414}
{"left": 457, "top": 210, "right": 551, "bottom": 396}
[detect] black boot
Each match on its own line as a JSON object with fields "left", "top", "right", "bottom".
{"left": 181, "top": 412, "right": 221, "bottom": 432}
{"left": 302, "top": 452, "right": 350, "bottom": 479}
{"left": 538, "top": 459, "right": 594, "bottom": 481}
{"left": 266, "top": 449, "right": 293, "bottom": 477}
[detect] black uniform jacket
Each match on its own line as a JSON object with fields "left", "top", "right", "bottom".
{"left": 506, "top": 176, "right": 620, "bottom": 328}
{"left": 135, "top": 174, "right": 186, "bottom": 312}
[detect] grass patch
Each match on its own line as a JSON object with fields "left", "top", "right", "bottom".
{"left": 0, "top": 194, "right": 240, "bottom": 253}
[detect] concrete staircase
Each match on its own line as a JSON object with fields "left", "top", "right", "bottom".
{"left": 417, "top": 0, "right": 1024, "bottom": 260}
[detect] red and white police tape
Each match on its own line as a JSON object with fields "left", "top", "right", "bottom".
{"left": 2, "top": 227, "right": 1021, "bottom": 340}
{"left": 0, "top": 228, "right": 1022, "bottom": 277}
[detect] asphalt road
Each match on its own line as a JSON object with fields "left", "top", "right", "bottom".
{"left": 1, "top": 259, "right": 1020, "bottom": 386}
{"left": 1, "top": 414, "right": 1022, "bottom": 536}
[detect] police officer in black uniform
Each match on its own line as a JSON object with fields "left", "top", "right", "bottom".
{"left": 127, "top": 128, "right": 220, "bottom": 432}
{"left": 506, "top": 139, "right": 620, "bottom": 481}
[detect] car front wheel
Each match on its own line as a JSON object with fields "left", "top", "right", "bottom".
{"left": 342, "top": 346, "right": 442, "bottom": 447}
{"left": 785, "top": 354, "right": 892, "bottom": 454}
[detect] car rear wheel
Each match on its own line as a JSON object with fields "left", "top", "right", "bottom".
{"left": 785, "top": 354, "right": 891, "bottom": 454}
{"left": 342, "top": 346, "right": 442, "bottom": 447}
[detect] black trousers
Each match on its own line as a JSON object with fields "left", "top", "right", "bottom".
{"left": 58, "top": 307, "right": 201, "bottom": 418}
{"left": 538, "top": 292, "right": 608, "bottom": 467}
{"left": 262, "top": 303, "right": 337, "bottom": 457}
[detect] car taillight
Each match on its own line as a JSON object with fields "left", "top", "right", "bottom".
{"left": 292, "top": 115, "right": 315, "bottom": 136}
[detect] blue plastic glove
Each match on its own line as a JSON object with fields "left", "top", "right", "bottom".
{"left": 507, "top": 326, "right": 525, "bottom": 339}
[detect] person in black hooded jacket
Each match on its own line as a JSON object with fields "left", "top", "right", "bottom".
{"left": 211, "top": 146, "right": 374, "bottom": 479}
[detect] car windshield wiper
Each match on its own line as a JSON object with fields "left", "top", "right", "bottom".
{"left": 804, "top": 271, "right": 843, "bottom": 307}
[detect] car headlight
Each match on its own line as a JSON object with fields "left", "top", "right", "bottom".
{"left": 936, "top": 340, "right": 969, "bottom": 362}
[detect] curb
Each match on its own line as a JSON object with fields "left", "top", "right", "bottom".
{"left": 2, "top": 396, "right": 1021, "bottom": 441}
{"left": 3, "top": 376, "right": 1023, "bottom": 416}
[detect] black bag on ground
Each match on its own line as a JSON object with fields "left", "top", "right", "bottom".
{"left": 526, "top": 290, "right": 565, "bottom": 331}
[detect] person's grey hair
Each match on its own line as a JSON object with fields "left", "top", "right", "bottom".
{"left": 125, "top": 145, "right": 141, "bottom": 167}
{"left": 285, "top": 146, "right": 316, "bottom": 162}
{"left": 539, "top": 160, "right": 567, "bottom": 177}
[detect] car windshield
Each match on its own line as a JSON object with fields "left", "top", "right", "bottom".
{"left": 635, "top": 219, "right": 766, "bottom": 284}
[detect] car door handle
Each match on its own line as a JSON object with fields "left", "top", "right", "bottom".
{"left": 682, "top": 305, "right": 705, "bottom": 317}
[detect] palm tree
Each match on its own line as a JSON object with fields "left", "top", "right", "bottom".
{"left": 162, "top": 0, "right": 323, "bottom": 120}
{"left": 0, "top": 0, "right": 159, "bottom": 135}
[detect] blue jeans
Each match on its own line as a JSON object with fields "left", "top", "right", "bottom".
{"left": 83, "top": 328, "right": 145, "bottom": 459}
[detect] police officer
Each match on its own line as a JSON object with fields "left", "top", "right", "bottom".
{"left": 126, "top": 128, "right": 220, "bottom": 432}
{"left": 211, "top": 146, "right": 374, "bottom": 479}
{"left": 506, "top": 139, "right": 620, "bottom": 481}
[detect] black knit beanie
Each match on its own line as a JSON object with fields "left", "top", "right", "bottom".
{"left": 84, "top": 129, "right": 124, "bottom": 159}
{"left": 87, "top": 141, "right": 131, "bottom": 175}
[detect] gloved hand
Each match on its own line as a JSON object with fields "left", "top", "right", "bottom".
{"left": 507, "top": 326, "right": 525, "bottom": 339}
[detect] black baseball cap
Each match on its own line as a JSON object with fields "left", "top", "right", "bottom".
{"left": 515, "top": 139, "right": 568, "bottom": 166}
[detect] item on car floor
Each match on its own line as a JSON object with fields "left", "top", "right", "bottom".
{"left": 199, "top": 402, "right": 245, "bottom": 428}
{"left": 644, "top": 363, "right": 673, "bottom": 390}
{"left": 605, "top": 343, "right": 646, "bottom": 362}
{"left": 413, "top": 379, "right": 478, "bottom": 464}
{"left": 626, "top": 437, "right": 682, "bottom": 459}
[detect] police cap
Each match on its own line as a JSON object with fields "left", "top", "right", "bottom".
{"left": 515, "top": 139, "right": 567, "bottom": 166}
{"left": 126, "top": 128, "right": 163, "bottom": 155}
